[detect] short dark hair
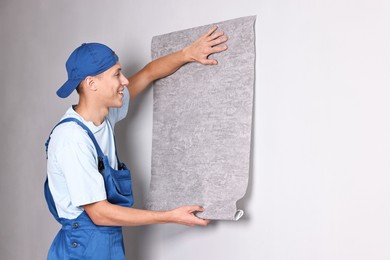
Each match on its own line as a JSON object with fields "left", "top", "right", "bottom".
{"left": 75, "top": 83, "right": 82, "bottom": 95}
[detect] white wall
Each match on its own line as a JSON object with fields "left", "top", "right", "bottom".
{"left": 1, "top": 0, "right": 390, "bottom": 259}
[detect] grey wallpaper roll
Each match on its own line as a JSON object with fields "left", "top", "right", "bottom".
{"left": 146, "top": 16, "right": 256, "bottom": 220}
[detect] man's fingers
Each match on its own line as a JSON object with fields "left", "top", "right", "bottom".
{"left": 209, "top": 36, "right": 228, "bottom": 47}
{"left": 207, "top": 29, "right": 225, "bottom": 41}
{"left": 187, "top": 205, "right": 205, "bottom": 213}
{"left": 189, "top": 206, "right": 210, "bottom": 226}
{"left": 211, "top": 44, "right": 228, "bottom": 54}
{"left": 200, "top": 58, "right": 218, "bottom": 65}
{"left": 195, "top": 219, "right": 210, "bottom": 226}
{"left": 203, "top": 25, "right": 219, "bottom": 38}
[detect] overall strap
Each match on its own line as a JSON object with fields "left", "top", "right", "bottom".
{"left": 45, "top": 117, "right": 105, "bottom": 159}
{"left": 106, "top": 119, "right": 122, "bottom": 165}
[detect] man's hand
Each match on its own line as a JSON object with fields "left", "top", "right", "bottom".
{"left": 168, "top": 205, "right": 210, "bottom": 226}
{"left": 183, "top": 26, "right": 228, "bottom": 65}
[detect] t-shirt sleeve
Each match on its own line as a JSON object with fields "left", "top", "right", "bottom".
{"left": 107, "top": 87, "right": 130, "bottom": 128}
{"left": 56, "top": 134, "right": 107, "bottom": 207}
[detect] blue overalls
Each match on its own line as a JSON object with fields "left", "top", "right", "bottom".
{"left": 44, "top": 118, "right": 134, "bottom": 260}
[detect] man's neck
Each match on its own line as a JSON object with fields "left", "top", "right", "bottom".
{"left": 74, "top": 99, "right": 109, "bottom": 126}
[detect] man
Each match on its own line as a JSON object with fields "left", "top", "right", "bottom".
{"left": 45, "top": 26, "right": 228, "bottom": 259}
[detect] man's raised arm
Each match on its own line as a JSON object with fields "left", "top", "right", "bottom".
{"left": 127, "top": 26, "right": 228, "bottom": 100}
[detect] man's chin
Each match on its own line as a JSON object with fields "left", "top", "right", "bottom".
{"left": 109, "top": 102, "right": 123, "bottom": 108}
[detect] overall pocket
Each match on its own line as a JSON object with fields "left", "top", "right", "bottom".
{"left": 102, "top": 156, "right": 134, "bottom": 207}
{"left": 111, "top": 164, "right": 132, "bottom": 196}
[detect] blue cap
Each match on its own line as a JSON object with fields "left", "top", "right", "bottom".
{"left": 57, "top": 43, "right": 119, "bottom": 98}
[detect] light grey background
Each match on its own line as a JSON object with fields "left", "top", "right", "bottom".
{"left": 1, "top": 0, "right": 389, "bottom": 260}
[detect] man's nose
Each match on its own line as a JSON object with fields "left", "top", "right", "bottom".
{"left": 121, "top": 74, "right": 129, "bottom": 86}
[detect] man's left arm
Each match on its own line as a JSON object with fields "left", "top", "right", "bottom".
{"left": 127, "top": 26, "right": 228, "bottom": 100}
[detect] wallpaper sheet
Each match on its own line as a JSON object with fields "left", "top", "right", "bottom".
{"left": 146, "top": 16, "right": 256, "bottom": 220}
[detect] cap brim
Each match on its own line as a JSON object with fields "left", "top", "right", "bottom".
{"left": 56, "top": 78, "right": 82, "bottom": 98}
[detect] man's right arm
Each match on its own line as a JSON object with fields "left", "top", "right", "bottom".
{"left": 83, "top": 200, "right": 209, "bottom": 227}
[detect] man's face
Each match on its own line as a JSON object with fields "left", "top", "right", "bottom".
{"left": 94, "top": 62, "right": 129, "bottom": 108}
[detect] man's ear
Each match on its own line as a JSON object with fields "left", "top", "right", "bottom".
{"left": 85, "top": 76, "right": 98, "bottom": 91}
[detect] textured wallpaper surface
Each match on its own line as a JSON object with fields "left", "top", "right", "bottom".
{"left": 146, "top": 16, "right": 256, "bottom": 220}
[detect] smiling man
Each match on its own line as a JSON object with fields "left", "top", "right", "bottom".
{"left": 44, "top": 26, "right": 228, "bottom": 260}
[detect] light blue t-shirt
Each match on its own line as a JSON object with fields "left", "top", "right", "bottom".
{"left": 47, "top": 88, "right": 130, "bottom": 219}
